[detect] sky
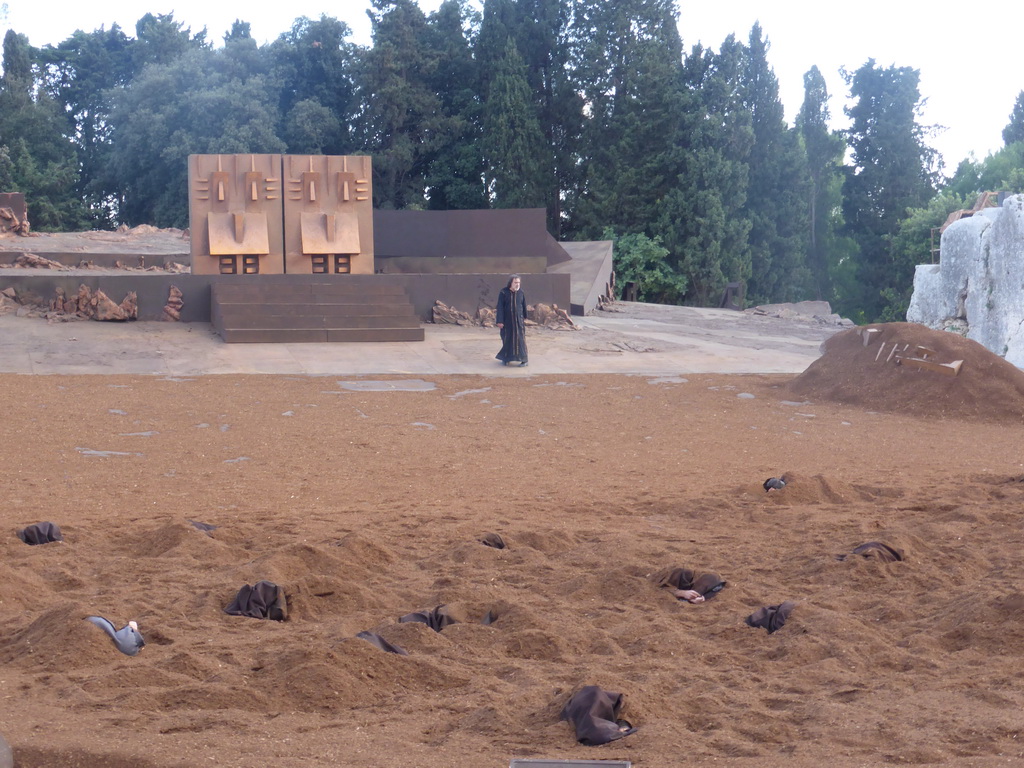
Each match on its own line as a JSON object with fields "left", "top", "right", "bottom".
{"left": 3, "top": 1, "right": 1022, "bottom": 172}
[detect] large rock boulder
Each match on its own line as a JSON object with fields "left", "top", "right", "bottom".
{"left": 907, "top": 194, "right": 1024, "bottom": 367}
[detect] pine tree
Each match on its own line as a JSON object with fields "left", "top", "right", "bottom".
{"left": 656, "top": 38, "right": 752, "bottom": 306}
{"left": 359, "top": 0, "right": 447, "bottom": 209}
{"left": 1003, "top": 90, "right": 1024, "bottom": 146}
{"left": 422, "top": 0, "right": 488, "bottom": 210}
{"left": 741, "top": 24, "right": 810, "bottom": 304}
{"left": 130, "top": 12, "right": 209, "bottom": 72}
{"left": 841, "top": 59, "right": 938, "bottom": 321}
{"left": 796, "top": 66, "right": 847, "bottom": 301}
{"left": 480, "top": 38, "right": 546, "bottom": 208}
{"left": 570, "top": 0, "right": 685, "bottom": 239}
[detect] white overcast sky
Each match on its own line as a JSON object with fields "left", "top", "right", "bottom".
{"left": 3, "top": 1, "right": 1022, "bottom": 172}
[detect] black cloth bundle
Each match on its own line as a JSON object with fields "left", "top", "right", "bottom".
{"left": 224, "top": 580, "right": 288, "bottom": 621}
{"left": 399, "top": 605, "right": 458, "bottom": 632}
{"left": 745, "top": 601, "right": 796, "bottom": 634}
{"left": 187, "top": 519, "right": 218, "bottom": 534}
{"left": 560, "top": 685, "right": 637, "bottom": 746}
{"left": 356, "top": 631, "right": 408, "bottom": 655}
{"left": 836, "top": 541, "right": 903, "bottom": 563}
{"left": 17, "top": 522, "right": 63, "bottom": 545}
{"left": 479, "top": 533, "right": 506, "bottom": 549}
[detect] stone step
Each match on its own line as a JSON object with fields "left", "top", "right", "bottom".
{"left": 218, "top": 303, "right": 419, "bottom": 319}
{"left": 217, "top": 315, "right": 421, "bottom": 330}
{"left": 219, "top": 327, "right": 426, "bottom": 343}
{"left": 213, "top": 284, "right": 409, "bottom": 302}
{"left": 210, "top": 280, "right": 423, "bottom": 343}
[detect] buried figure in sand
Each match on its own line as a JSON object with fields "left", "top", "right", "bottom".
{"left": 655, "top": 567, "right": 727, "bottom": 603}
{"left": 495, "top": 274, "right": 528, "bottom": 367}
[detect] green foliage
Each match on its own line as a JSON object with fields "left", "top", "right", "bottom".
{"left": 284, "top": 98, "right": 342, "bottom": 154}
{"left": 602, "top": 227, "right": 686, "bottom": 304}
{"left": 741, "top": 24, "right": 811, "bottom": 304}
{"left": 657, "top": 149, "right": 751, "bottom": 306}
{"left": 797, "top": 65, "right": 846, "bottom": 301}
{"left": 510, "top": 0, "right": 580, "bottom": 234}
{"left": 481, "top": 39, "right": 546, "bottom": 208}
{"left": 0, "top": 31, "right": 90, "bottom": 229}
{"left": 653, "top": 39, "right": 753, "bottom": 306}
{"left": 106, "top": 46, "right": 285, "bottom": 226}
{"left": 1003, "top": 91, "right": 1024, "bottom": 146}
{"left": 269, "top": 15, "right": 359, "bottom": 154}
{"left": 359, "top": 0, "right": 450, "bottom": 209}
{"left": 570, "top": 0, "right": 685, "bottom": 240}
{"left": 423, "top": 0, "right": 488, "bottom": 210}
{"left": 823, "top": 233, "right": 864, "bottom": 323}
{"left": 37, "top": 25, "right": 134, "bottom": 227}
{"left": 2, "top": 29, "right": 33, "bottom": 98}
{"left": 841, "top": 59, "right": 938, "bottom": 321}
{"left": 947, "top": 142, "right": 1024, "bottom": 196}
{"left": 477, "top": 0, "right": 580, "bottom": 222}
{"left": 0, "top": 145, "right": 14, "bottom": 190}
{"left": 131, "top": 12, "right": 209, "bottom": 71}
{"left": 881, "top": 192, "right": 968, "bottom": 321}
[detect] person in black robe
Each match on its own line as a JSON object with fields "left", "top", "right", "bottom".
{"left": 495, "top": 274, "right": 528, "bottom": 366}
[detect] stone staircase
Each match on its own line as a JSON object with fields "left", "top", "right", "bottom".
{"left": 211, "top": 280, "right": 424, "bottom": 343}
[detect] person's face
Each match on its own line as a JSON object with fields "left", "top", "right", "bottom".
{"left": 510, "top": 278, "right": 521, "bottom": 291}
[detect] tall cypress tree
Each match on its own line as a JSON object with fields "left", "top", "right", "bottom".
{"left": 422, "top": 0, "right": 488, "bottom": 210}
{"left": 570, "top": 0, "right": 685, "bottom": 239}
{"left": 1003, "top": 90, "right": 1024, "bottom": 146}
{"left": 359, "top": 0, "right": 446, "bottom": 209}
{"left": 511, "top": 0, "right": 580, "bottom": 235}
{"left": 741, "top": 24, "right": 810, "bottom": 304}
{"left": 476, "top": 0, "right": 517, "bottom": 98}
{"left": 656, "top": 38, "right": 752, "bottom": 306}
{"left": 797, "top": 65, "right": 847, "bottom": 301}
{"left": 478, "top": 0, "right": 580, "bottom": 231}
{"left": 841, "top": 59, "right": 938, "bottom": 321}
{"left": 480, "top": 38, "right": 546, "bottom": 208}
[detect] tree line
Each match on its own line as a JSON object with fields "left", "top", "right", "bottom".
{"left": 2, "top": 0, "right": 1023, "bottom": 322}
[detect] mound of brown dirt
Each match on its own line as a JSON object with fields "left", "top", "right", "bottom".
{"left": 785, "top": 322, "right": 1024, "bottom": 421}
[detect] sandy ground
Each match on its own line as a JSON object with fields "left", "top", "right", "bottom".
{"left": 0, "top": 227, "right": 189, "bottom": 258}
{"left": 3, "top": 318, "right": 1024, "bottom": 767}
{"left": 0, "top": 300, "right": 845, "bottom": 376}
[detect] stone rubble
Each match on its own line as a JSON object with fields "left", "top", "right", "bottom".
{"left": 431, "top": 299, "right": 576, "bottom": 331}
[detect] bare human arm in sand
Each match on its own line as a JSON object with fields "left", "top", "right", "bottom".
{"left": 672, "top": 589, "right": 705, "bottom": 603}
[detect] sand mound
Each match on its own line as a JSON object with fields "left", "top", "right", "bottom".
{"left": 122, "top": 520, "right": 235, "bottom": 560}
{"left": 786, "top": 322, "right": 1024, "bottom": 421}
{"left": 0, "top": 604, "right": 116, "bottom": 670}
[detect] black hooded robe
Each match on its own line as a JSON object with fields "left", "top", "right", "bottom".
{"left": 495, "top": 284, "right": 528, "bottom": 364}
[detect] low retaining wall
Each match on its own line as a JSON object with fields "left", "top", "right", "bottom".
{"left": 0, "top": 272, "right": 571, "bottom": 324}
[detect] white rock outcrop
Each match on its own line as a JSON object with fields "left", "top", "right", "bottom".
{"left": 907, "top": 194, "right": 1024, "bottom": 367}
